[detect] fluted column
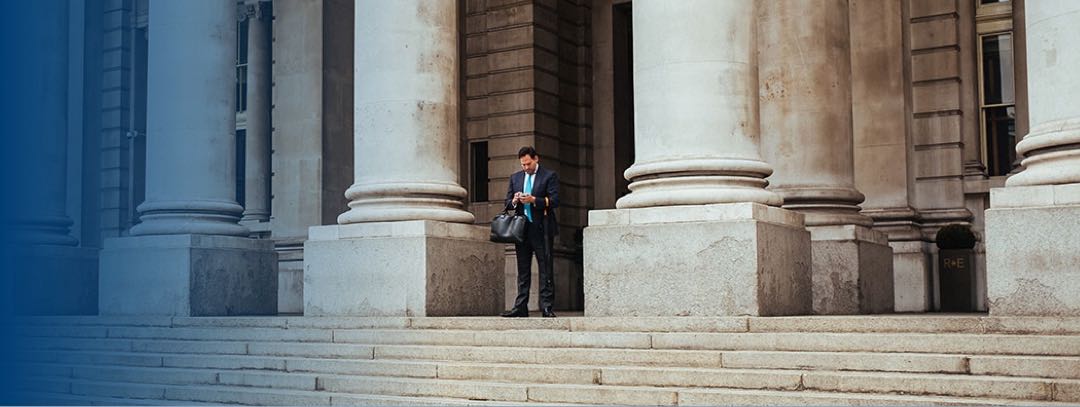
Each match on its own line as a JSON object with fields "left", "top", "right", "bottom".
{"left": 986, "top": 0, "right": 1080, "bottom": 316}
{"left": 130, "top": 0, "right": 247, "bottom": 237}
{"left": 1005, "top": 1, "right": 1080, "bottom": 187}
{"left": 242, "top": 1, "right": 272, "bottom": 223}
{"left": 616, "top": 0, "right": 781, "bottom": 209}
{"left": 759, "top": 0, "right": 869, "bottom": 227}
{"left": 339, "top": 0, "right": 473, "bottom": 224}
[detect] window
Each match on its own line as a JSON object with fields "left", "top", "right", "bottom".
{"left": 236, "top": 129, "right": 247, "bottom": 206}
{"left": 236, "top": 16, "right": 249, "bottom": 113}
{"left": 469, "top": 141, "right": 488, "bottom": 203}
{"left": 975, "top": 0, "right": 1017, "bottom": 177}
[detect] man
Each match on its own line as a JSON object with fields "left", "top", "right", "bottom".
{"left": 501, "top": 146, "right": 559, "bottom": 318}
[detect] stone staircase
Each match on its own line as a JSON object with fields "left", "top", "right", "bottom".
{"left": 6, "top": 314, "right": 1080, "bottom": 405}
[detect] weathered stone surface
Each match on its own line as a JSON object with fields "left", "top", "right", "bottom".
{"left": 584, "top": 204, "right": 811, "bottom": 316}
{"left": 721, "top": 350, "right": 967, "bottom": 374}
{"left": 809, "top": 225, "right": 894, "bottom": 315}
{"left": 802, "top": 370, "right": 1054, "bottom": 400}
{"left": 969, "top": 355, "right": 1080, "bottom": 379}
{"left": 99, "top": 235, "right": 278, "bottom": 316}
{"left": 304, "top": 221, "right": 504, "bottom": 317}
{"left": 986, "top": 200, "right": 1080, "bottom": 316}
{"left": 526, "top": 383, "right": 677, "bottom": 405}
{"left": 890, "top": 241, "right": 933, "bottom": 312}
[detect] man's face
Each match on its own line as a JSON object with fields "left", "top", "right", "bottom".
{"left": 520, "top": 154, "right": 539, "bottom": 175}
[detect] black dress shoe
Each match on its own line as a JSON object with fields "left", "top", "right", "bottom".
{"left": 500, "top": 308, "right": 528, "bottom": 317}
{"left": 541, "top": 307, "right": 556, "bottom": 318}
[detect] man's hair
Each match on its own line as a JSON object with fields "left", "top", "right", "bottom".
{"left": 517, "top": 146, "right": 538, "bottom": 159}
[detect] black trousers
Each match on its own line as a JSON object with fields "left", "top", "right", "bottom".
{"left": 512, "top": 220, "right": 554, "bottom": 310}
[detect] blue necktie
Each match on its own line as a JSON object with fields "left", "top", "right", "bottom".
{"left": 524, "top": 174, "right": 533, "bottom": 222}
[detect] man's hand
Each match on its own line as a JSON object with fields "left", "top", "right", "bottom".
{"left": 520, "top": 194, "right": 536, "bottom": 204}
{"left": 512, "top": 192, "right": 522, "bottom": 205}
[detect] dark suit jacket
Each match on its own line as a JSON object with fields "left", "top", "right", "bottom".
{"left": 505, "top": 166, "right": 560, "bottom": 237}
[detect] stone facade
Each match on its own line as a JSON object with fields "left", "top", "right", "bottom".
{"left": 19, "top": 0, "right": 1079, "bottom": 317}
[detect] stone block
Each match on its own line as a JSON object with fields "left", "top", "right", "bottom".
{"left": 436, "top": 363, "right": 597, "bottom": 384}
{"left": 912, "top": 81, "right": 960, "bottom": 113}
{"left": 600, "top": 366, "right": 801, "bottom": 390}
{"left": 285, "top": 358, "right": 436, "bottom": 378}
{"left": 247, "top": 342, "right": 374, "bottom": 358}
{"left": 802, "top": 370, "right": 1054, "bottom": 400}
{"left": 304, "top": 221, "right": 504, "bottom": 317}
{"left": 72, "top": 381, "right": 165, "bottom": 400}
{"left": 969, "top": 355, "right": 1080, "bottom": 379}
{"left": 583, "top": 203, "right": 812, "bottom": 316}
{"left": 72, "top": 366, "right": 216, "bottom": 386}
{"left": 721, "top": 350, "right": 968, "bottom": 374}
{"left": 911, "top": 50, "right": 959, "bottom": 83}
{"left": 132, "top": 339, "right": 247, "bottom": 355}
{"left": 278, "top": 269, "right": 304, "bottom": 315}
{"left": 526, "top": 384, "right": 676, "bottom": 405}
{"left": 809, "top": 225, "right": 894, "bottom": 314}
{"left": 318, "top": 376, "right": 527, "bottom": 401}
{"left": 99, "top": 234, "right": 278, "bottom": 316}
{"left": 986, "top": 198, "right": 1080, "bottom": 316}
{"left": 165, "top": 387, "right": 330, "bottom": 405}
{"left": 51, "top": 351, "right": 163, "bottom": 367}
{"left": 890, "top": 240, "right": 933, "bottom": 312}
{"left": 568, "top": 317, "right": 747, "bottom": 333}
{"left": 912, "top": 114, "right": 962, "bottom": 146}
{"left": 910, "top": 18, "right": 957, "bottom": 50}
{"left": 217, "top": 371, "right": 317, "bottom": 390}
{"left": 163, "top": 354, "right": 285, "bottom": 371}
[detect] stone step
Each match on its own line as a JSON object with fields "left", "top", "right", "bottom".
{"left": 21, "top": 370, "right": 1080, "bottom": 407}
{"left": 25, "top": 357, "right": 1080, "bottom": 402}
{"left": 649, "top": 332, "right": 1080, "bottom": 356}
{"left": 16, "top": 378, "right": 579, "bottom": 406}
{"left": 48, "top": 327, "right": 1075, "bottom": 356}
{"left": 21, "top": 340, "right": 1080, "bottom": 381}
{"left": 16, "top": 315, "right": 1080, "bottom": 335}
{"left": 6, "top": 391, "right": 223, "bottom": 406}
{"left": 19, "top": 323, "right": 1080, "bottom": 358}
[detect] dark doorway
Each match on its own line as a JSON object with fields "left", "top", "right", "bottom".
{"left": 612, "top": 2, "right": 635, "bottom": 200}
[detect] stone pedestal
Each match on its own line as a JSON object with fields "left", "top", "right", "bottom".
{"left": 986, "top": 185, "right": 1080, "bottom": 316}
{"left": 891, "top": 240, "right": 934, "bottom": 312}
{"left": 99, "top": 235, "right": 278, "bottom": 316}
{"left": 584, "top": 203, "right": 811, "bottom": 317}
{"left": 808, "top": 225, "right": 894, "bottom": 314}
{"left": 304, "top": 221, "right": 504, "bottom": 317}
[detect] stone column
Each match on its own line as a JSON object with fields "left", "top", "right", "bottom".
{"left": 303, "top": 0, "right": 503, "bottom": 316}
{"left": 985, "top": 0, "right": 1080, "bottom": 316}
{"left": 850, "top": 0, "right": 932, "bottom": 313}
{"left": 759, "top": 0, "right": 893, "bottom": 314}
{"left": 99, "top": 1, "right": 277, "bottom": 316}
{"left": 583, "top": 0, "right": 812, "bottom": 317}
{"left": 241, "top": 0, "right": 272, "bottom": 224}
{"left": 3, "top": 0, "right": 98, "bottom": 315}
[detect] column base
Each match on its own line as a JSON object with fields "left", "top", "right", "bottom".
{"left": 99, "top": 235, "right": 278, "bottom": 316}
{"left": 304, "top": 221, "right": 504, "bottom": 316}
{"left": 808, "top": 225, "right": 894, "bottom": 314}
{"left": 8, "top": 245, "right": 98, "bottom": 315}
{"left": 890, "top": 241, "right": 933, "bottom": 312}
{"left": 583, "top": 203, "right": 812, "bottom": 316}
{"left": 987, "top": 184, "right": 1080, "bottom": 316}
